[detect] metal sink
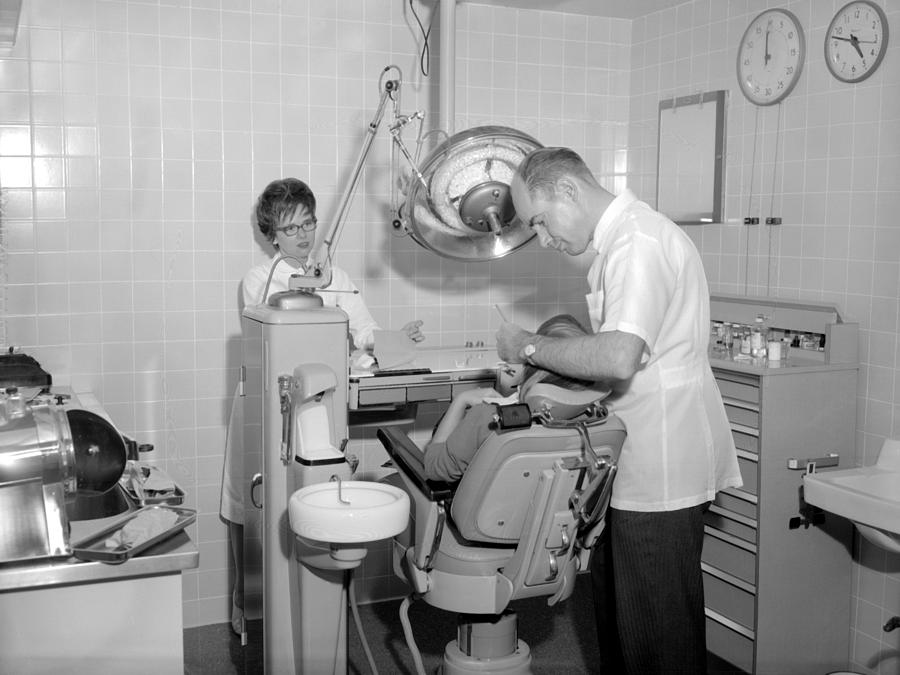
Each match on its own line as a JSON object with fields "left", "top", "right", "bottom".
{"left": 66, "top": 484, "right": 135, "bottom": 522}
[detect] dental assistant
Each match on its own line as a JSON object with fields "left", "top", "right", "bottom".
{"left": 496, "top": 148, "right": 741, "bottom": 675}
{"left": 221, "top": 178, "right": 423, "bottom": 636}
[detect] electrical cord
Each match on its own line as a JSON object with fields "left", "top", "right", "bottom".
{"left": 400, "top": 594, "right": 427, "bottom": 675}
{"left": 766, "top": 103, "right": 783, "bottom": 296}
{"left": 744, "top": 106, "right": 761, "bottom": 295}
{"left": 348, "top": 571, "right": 380, "bottom": 675}
{"left": 409, "top": 0, "right": 436, "bottom": 77}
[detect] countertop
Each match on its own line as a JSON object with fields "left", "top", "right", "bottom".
{"left": 709, "top": 350, "right": 858, "bottom": 376}
{"left": 0, "top": 529, "right": 197, "bottom": 592}
{"left": 0, "top": 386, "right": 199, "bottom": 593}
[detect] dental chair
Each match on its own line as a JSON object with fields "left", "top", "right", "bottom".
{"left": 376, "top": 384, "right": 626, "bottom": 674}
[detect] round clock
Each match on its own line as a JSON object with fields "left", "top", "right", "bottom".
{"left": 825, "top": 1, "right": 889, "bottom": 83}
{"left": 737, "top": 8, "right": 806, "bottom": 106}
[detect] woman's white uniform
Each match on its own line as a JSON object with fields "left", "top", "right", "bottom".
{"left": 219, "top": 258, "right": 379, "bottom": 525}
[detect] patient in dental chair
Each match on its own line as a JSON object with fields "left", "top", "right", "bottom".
{"left": 423, "top": 314, "right": 597, "bottom": 482}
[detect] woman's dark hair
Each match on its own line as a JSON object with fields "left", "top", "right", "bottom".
{"left": 255, "top": 178, "right": 316, "bottom": 243}
{"left": 521, "top": 314, "right": 594, "bottom": 393}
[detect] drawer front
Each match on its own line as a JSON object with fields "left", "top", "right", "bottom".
{"left": 724, "top": 404, "right": 759, "bottom": 429}
{"left": 703, "top": 571, "right": 756, "bottom": 630}
{"left": 714, "top": 490, "right": 757, "bottom": 521}
{"left": 358, "top": 387, "right": 406, "bottom": 405}
{"left": 407, "top": 384, "right": 452, "bottom": 402}
{"left": 731, "top": 429, "right": 758, "bottom": 455}
{"left": 702, "top": 530, "right": 756, "bottom": 585}
{"left": 737, "top": 455, "right": 758, "bottom": 496}
{"left": 706, "top": 614, "right": 754, "bottom": 673}
{"left": 716, "top": 378, "right": 760, "bottom": 405}
{"left": 705, "top": 508, "right": 757, "bottom": 545}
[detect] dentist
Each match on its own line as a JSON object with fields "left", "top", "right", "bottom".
{"left": 496, "top": 148, "right": 741, "bottom": 675}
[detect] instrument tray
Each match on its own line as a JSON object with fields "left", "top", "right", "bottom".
{"left": 72, "top": 505, "right": 196, "bottom": 564}
{"left": 119, "top": 462, "right": 185, "bottom": 506}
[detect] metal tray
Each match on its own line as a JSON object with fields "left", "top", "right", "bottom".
{"left": 119, "top": 462, "right": 185, "bottom": 506}
{"left": 72, "top": 505, "right": 196, "bottom": 564}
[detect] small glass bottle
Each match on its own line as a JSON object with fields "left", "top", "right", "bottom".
{"left": 750, "top": 315, "right": 767, "bottom": 358}
{"left": 740, "top": 326, "right": 752, "bottom": 355}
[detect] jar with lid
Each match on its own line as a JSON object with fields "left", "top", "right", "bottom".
{"left": 750, "top": 315, "right": 768, "bottom": 358}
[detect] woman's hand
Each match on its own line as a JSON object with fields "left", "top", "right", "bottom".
{"left": 402, "top": 320, "right": 425, "bottom": 343}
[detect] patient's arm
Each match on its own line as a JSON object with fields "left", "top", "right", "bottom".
{"left": 430, "top": 387, "right": 500, "bottom": 443}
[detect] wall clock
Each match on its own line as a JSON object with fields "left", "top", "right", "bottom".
{"left": 825, "top": 1, "right": 889, "bottom": 83}
{"left": 737, "top": 8, "right": 806, "bottom": 106}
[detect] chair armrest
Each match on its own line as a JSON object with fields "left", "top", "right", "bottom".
{"left": 376, "top": 427, "right": 455, "bottom": 501}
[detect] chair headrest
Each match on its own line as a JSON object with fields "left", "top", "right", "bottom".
{"left": 523, "top": 383, "right": 610, "bottom": 421}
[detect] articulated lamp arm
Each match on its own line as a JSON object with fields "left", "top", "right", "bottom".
{"left": 290, "top": 68, "right": 410, "bottom": 292}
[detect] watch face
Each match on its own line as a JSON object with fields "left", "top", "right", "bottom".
{"left": 737, "top": 9, "right": 806, "bottom": 106}
{"left": 825, "top": 1, "right": 889, "bottom": 83}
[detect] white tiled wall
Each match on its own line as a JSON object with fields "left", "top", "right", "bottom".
{"left": 628, "top": 2, "right": 900, "bottom": 673}
{"left": 0, "top": 0, "right": 630, "bottom": 629}
{"left": 3, "top": 0, "right": 897, "bottom": 666}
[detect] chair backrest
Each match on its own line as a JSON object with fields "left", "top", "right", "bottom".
{"left": 450, "top": 413, "right": 626, "bottom": 545}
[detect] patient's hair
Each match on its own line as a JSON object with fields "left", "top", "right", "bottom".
{"left": 520, "top": 314, "right": 594, "bottom": 396}
{"left": 255, "top": 177, "right": 317, "bottom": 244}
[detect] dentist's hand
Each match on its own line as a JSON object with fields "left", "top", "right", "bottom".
{"left": 496, "top": 321, "right": 536, "bottom": 363}
{"left": 402, "top": 320, "right": 425, "bottom": 343}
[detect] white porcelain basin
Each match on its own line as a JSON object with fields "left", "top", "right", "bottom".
{"left": 803, "top": 440, "right": 900, "bottom": 554}
{"left": 288, "top": 480, "right": 409, "bottom": 545}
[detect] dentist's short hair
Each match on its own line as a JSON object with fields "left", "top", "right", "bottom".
{"left": 255, "top": 177, "right": 317, "bottom": 243}
{"left": 516, "top": 147, "right": 599, "bottom": 200}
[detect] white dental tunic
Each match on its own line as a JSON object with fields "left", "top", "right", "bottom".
{"left": 219, "top": 257, "right": 381, "bottom": 524}
{"left": 587, "top": 189, "right": 742, "bottom": 512}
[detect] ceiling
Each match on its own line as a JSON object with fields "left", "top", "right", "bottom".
{"left": 470, "top": 0, "right": 686, "bottom": 19}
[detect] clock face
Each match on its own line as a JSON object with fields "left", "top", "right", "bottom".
{"left": 825, "top": 1, "right": 889, "bottom": 82}
{"left": 737, "top": 9, "right": 806, "bottom": 106}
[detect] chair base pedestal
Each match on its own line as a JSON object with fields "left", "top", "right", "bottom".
{"left": 442, "top": 612, "right": 532, "bottom": 674}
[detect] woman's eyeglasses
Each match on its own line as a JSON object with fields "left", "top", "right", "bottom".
{"left": 275, "top": 218, "right": 317, "bottom": 237}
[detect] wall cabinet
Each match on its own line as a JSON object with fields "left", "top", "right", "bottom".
{"left": 705, "top": 358, "right": 857, "bottom": 674}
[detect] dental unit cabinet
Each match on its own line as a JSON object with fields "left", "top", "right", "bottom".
{"left": 704, "top": 295, "right": 858, "bottom": 674}
{"left": 241, "top": 301, "right": 358, "bottom": 674}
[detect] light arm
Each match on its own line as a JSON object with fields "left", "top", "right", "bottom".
{"left": 290, "top": 69, "right": 401, "bottom": 291}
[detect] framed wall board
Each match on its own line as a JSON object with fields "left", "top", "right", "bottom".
{"left": 656, "top": 90, "right": 727, "bottom": 225}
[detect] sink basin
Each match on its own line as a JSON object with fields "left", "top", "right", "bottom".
{"left": 289, "top": 480, "right": 409, "bottom": 545}
{"left": 66, "top": 484, "right": 135, "bottom": 522}
{"left": 803, "top": 440, "right": 900, "bottom": 554}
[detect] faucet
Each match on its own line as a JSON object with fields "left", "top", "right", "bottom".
{"left": 330, "top": 475, "right": 351, "bottom": 504}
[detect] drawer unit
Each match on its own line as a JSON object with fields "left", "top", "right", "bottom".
{"left": 707, "top": 359, "right": 856, "bottom": 674}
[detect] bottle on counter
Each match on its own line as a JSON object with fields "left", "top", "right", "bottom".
{"left": 767, "top": 329, "right": 783, "bottom": 361}
{"left": 740, "top": 325, "right": 752, "bottom": 355}
{"left": 750, "top": 315, "right": 767, "bottom": 358}
{"left": 723, "top": 323, "right": 734, "bottom": 353}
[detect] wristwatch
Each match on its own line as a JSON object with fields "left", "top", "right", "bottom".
{"left": 522, "top": 343, "right": 537, "bottom": 363}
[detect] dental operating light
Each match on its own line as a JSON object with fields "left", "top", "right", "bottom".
{"left": 288, "top": 66, "right": 542, "bottom": 297}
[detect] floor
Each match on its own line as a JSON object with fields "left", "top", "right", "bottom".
{"left": 182, "top": 575, "right": 746, "bottom": 674}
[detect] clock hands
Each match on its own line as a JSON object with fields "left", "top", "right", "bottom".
{"left": 764, "top": 29, "right": 771, "bottom": 66}
{"left": 831, "top": 33, "right": 877, "bottom": 62}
